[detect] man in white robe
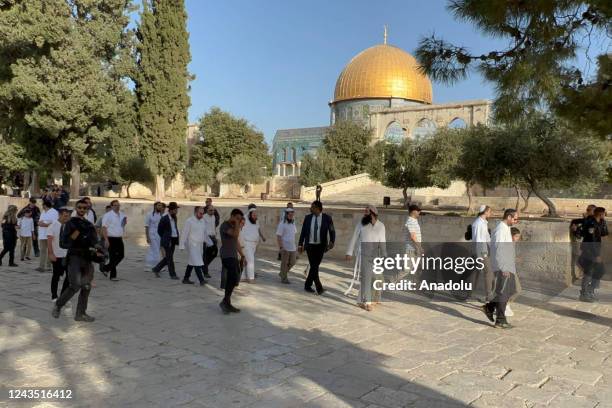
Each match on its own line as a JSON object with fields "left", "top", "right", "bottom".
{"left": 346, "top": 205, "right": 386, "bottom": 311}
{"left": 179, "top": 206, "right": 213, "bottom": 286}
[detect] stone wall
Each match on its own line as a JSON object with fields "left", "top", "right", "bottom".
{"left": 2, "top": 195, "right": 603, "bottom": 288}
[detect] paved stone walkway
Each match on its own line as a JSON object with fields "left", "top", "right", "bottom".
{"left": 1, "top": 244, "right": 610, "bottom": 408}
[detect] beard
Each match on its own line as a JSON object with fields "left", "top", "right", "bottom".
{"left": 361, "top": 214, "right": 372, "bottom": 226}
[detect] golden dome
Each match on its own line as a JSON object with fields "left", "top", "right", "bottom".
{"left": 333, "top": 44, "right": 433, "bottom": 104}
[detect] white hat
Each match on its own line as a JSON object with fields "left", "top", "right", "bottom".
{"left": 285, "top": 208, "right": 295, "bottom": 213}
{"left": 478, "top": 205, "right": 488, "bottom": 214}
{"left": 367, "top": 204, "right": 378, "bottom": 215}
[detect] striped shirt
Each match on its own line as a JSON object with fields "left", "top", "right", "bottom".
{"left": 404, "top": 216, "right": 421, "bottom": 251}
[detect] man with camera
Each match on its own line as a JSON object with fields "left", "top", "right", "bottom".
{"left": 51, "top": 199, "right": 101, "bottom": 322}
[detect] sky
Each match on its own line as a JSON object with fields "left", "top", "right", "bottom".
{"left": 183, "top": 0, "right": 505, "bottom": 143}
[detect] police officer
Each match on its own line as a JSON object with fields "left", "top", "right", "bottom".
{"left": 578, "top": 207, "right": 607, "bottom": 302}
{"left": 51, "top": 199, "right": 99, "bottom": 322}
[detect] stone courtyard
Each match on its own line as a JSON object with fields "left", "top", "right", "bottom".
{"left": 1, "top": 244, "right": 611, "bottom": 408}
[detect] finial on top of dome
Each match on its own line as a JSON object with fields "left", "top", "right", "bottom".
{"left": 383, "top": 25, "right": 388, "bottom": 44}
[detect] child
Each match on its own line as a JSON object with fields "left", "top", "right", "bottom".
{"left": 17, "top": 209, "right": 35, "bottom": 261}
{"left": 505, "top": 227, "right": 523, "bottom": 317}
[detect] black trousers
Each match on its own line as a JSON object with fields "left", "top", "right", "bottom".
{"left": 154, "top": 241, "right": 177, "bottom": 277}
{"left": 56, "top": 255, "right": 93, "bottom": 316}
{"left": 305, "top": 244, "right": 326, "bottom": 293}
{"left": 184, "top": 265, "right": 205, "bottom": 283}
{"left": 51, "top": 258, "right": 70, "bottom": 300}
{"left": 0, "top": 232, "right": 17, "bottom": 264}
{"left": 484, "top": 271, "right": 514, "bottom": 323}
{"left": 33, "top": 225, "right": 40, "bottom": 256}
{"left": 221, "top": 257, "right": 240, "bottom": 303}
{"left": 107, "top": 237, "right": 124, "bottom": 279}
{"left": 203, "top": 238, "right": 218, "bottom": 275}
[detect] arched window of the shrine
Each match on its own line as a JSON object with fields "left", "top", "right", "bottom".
{"left": 384, "top": 121, "right": 405, "bottom": 144}
{"left": 448, "top": 117, "right": 467, "bottom": 129}
{"left": 291, "top": 148, "right": 297, "bottom": 163}
{"left": 412, "top": 118, "right": 436, "bottom": 141}
{"left": 282, "top": 148, "right": 287, "bottom": 162}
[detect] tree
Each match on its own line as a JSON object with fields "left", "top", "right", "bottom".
{"left": 118, "top": 157, "right": 154, "bottom": 198}
{"left": 0, "top": 0, "right": 135, "bottom": 198}
{"left": 298, "top": 150, "right": 345, "bottom": 186}
{"left": 225, "top": 154, "right": 267, "bottom": 186}
{"left": 494, "top": 115, "right": 607, "bottom": 217}
{"left": 190, "top": 108, "right": 270, "bottom": 185}
{"left": 323, "top": 121, "right": 373, "bottom": 175}
{"left": 136, "top": 0, "right": 192, "bottom": 200}
{"left": 183, "top": 161, "right": 214, "bottom": 194}
{"left": 0, "top": 140, "right": 30, "bottom": 186}
{"left": 416, "top": 0, "right": 611, "bottom": 135}
{"left": 454, "top": 125, "right": 507, "bottom": 214}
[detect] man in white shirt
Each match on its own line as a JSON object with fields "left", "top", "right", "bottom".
{"left": 202, "top": 204, "right": 218, "bottom": 279}
{"left": 470, "top": 205, "right": 494, "bottom": 302}
{"left": 346, "top": 205, "right": 386, "bottom": 311}
{"left": 101, "top": 200, "right": 127, "bottom": 281}
{"left": 17, "top": 209, "right": 35, "bottom": 261}
{"left": 276, "top": 208, "right": 297, "bottom": 284}
{"left": 403, "top": 204, "right": 422, "bottom": 280}
{"left": 48, "top": 208, "right": 71, "bottom": 301}
{"left": 180, "top": 206, "right": 213, "bottom": 285}
{"left": 37, "top": 200, "right": 59, "bottom": 272}
{"left": 482, "top": 209, "right": 518, "bottom": 329}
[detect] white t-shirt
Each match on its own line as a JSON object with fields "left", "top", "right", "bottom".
{"left": 18, "top": 217, "right": 34, "bottom": 237}
{"left": 39, "top": 208, "right": 59, "bottom": 240}
{"left": 242, "top": 221, "right": 260, "bottom": 243}
{"left": 276, "top": 222, "right": 297, "bottom": 252}
{"left": 102, "top": 211, "right": 126, "bottom": 237}
{"left": 47, "top": 220, "right": 67, "bottom": 258}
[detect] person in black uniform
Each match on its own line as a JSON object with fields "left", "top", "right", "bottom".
{"left": 52, "top": 199, "right": 99, "bottom": 322}
{"left": 579, "top": 207, "right": 607, "bottom": 302}
{"left": 0, "top": 205, "right": 19, "bottom": 266}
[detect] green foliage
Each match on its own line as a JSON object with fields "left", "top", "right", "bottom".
{"left": 299, "top": 121, "right": 372, "bottom": 185}
{"left": 0, "top": 0, "right": 135, "bottom": 178}
{"left": 298, "top": 150, "right": 345, "bottom": 186}
{"left": 554, "top": 55, "right": 612, "bottom": 140}
{"left": 226, "top": 153, "right": 266, "bottom": 186}
{"left": 136, "top": 0, "right": 191, "bottom": 180}
{"left": 0, "top": 141, "right": 30, "bottom": 184}
{"left": 118, "top": 157, "right": 154, "bottom": 198}
{"left": 454, "top": 125, "right": 507, "bottom": 190}
{"left": 416, "top": 0, "right": 611, "bottom": 135}
{"left": 183, "top": 161, "right": 214, "bottom": 190}
{"left": 190, "top": 107, "right": 271, "bottom": 182}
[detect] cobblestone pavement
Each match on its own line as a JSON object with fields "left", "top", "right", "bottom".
{"left": 1, "top": 244, "right": 611, "bottom": 408}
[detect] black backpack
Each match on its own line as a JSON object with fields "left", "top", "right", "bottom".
{"left": 464, "top": 224, "right": 473, "bottom": 241}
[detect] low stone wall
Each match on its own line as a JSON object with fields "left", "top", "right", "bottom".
{"left": 2, "top": 195, "right": 595, "bottom": 288}
{"left": 301, "top": 173, "right": 372, "bottom": 201}
{"left": 432, "top": 196, "right": 612, "bottom": 217}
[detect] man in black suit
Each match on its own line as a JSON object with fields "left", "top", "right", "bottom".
{"left": 298, "top": 200, "right": 335, "bottom": 295}
{"left": 152, "top": 202, "right": 180, "bottom": 280}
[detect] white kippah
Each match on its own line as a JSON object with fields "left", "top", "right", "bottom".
{"left": 478, "top": 205, "right": 487, "bottom": 214}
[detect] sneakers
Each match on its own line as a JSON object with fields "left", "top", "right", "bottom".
{"left": 182, "top": 279, "right": 195, "bottom": 284}
{"left": 580, "top": 293, "right": 595, "bottom": 303}
{"left": 170, "top": 275, "right": 179, "bottom": 280}
{"left": 227, "top": 304, "right": 241, "bottom": 313}
{"left": 74, "top": 314, "right": 95, "bottom": 322}
{"left": 481, "top": 305, "right": 494, "bottom": 323}
{"left": 51, "top": 305, "right": 60, "bottom": 318}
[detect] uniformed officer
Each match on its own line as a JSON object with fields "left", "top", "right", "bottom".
{"left": 578, "top": 207, "right": 607, "bottom": 302}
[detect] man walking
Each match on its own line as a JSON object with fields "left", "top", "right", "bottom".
{"left": 202, "top": 204, "right": 218, "bottom": 279}
{"left": 37, "top": 200, "right": 58, "bottom": 272}
{"left": 276, "top": 208, "right": 297, "bottom": 284}
{"left": 48, "top": 207, "right": 71, "bottom": 301}
{"left": 298, "top": 201, "right": 335, "bottom": 295}
{"left": 205, "top": 198, "right": 220, "bottom": 227}
{"left": 153, "top": 202, "right": 180, "bottom": 279}
{"left": 101, "top": 200, "right": 127, "bottom": 281}
{"left": 470, "top": 205, "right": 493, "bottom": 301}
{"left": 579, "top": 206, "right": 608, "bottom": 302}
{"left": 52, "top": 200, "right": 98, "bottom": 322}
{"left": 219, "top": 209, "right": 246, "bottom": 314}
{"left": 17, "top": 209, "right": 35, "bottom": 261}
{"left": 482, "top": 209, "right": 519, "bottom": 329}
{"left": 180, "top": 206, "right": 213, "bottom": 286}
{"left": 18, "top": 198, "right": 40, "bottom": 256}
